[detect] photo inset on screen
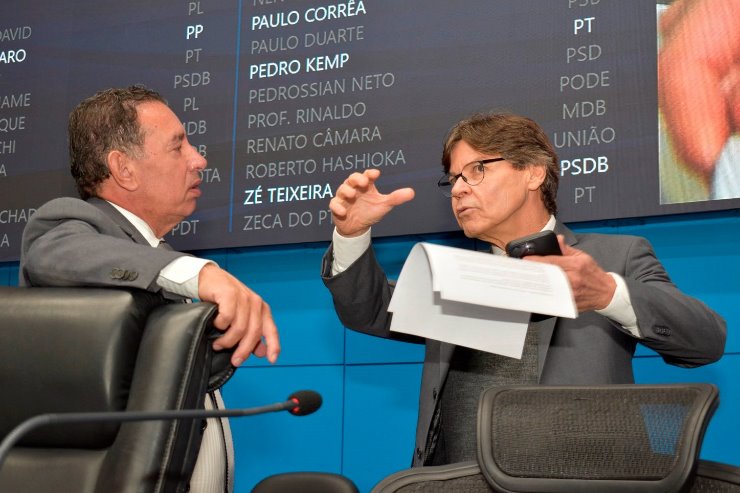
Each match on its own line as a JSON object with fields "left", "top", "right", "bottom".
{"left": 657, "top": 0, "right": 740, "bottom": 204}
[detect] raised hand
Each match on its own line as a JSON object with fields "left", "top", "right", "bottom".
{"left": 329, "top": 169, "right": 415, "bottom": 237}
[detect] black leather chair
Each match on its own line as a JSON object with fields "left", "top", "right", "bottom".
{"left": 0, "top": 287, "right": 233, "bottom": 493}
{"left": 372, "top": 383, "right": 738, "bottom": 493}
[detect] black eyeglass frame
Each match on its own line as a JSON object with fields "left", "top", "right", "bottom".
{"left": 437, "top": 157, "right": 506, "bottom": 197}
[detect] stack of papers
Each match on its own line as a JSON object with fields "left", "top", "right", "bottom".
{"left": 388, "top": 242, "right": 577, "bottom": 359}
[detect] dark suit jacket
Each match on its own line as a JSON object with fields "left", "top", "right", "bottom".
{"left": 19, "top": 197, "right": 186, "bottom": 294}
{"left": 321, "top": 222, "right": 726, "bottom": 466}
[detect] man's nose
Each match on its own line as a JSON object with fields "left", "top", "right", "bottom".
{"left": 190, "top": 145, "right": 207, "bottom": 170}
{"left": 451, "top": 176, "right": 469, "bottom": 198}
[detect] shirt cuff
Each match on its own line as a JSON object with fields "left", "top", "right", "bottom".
{"left": 331, "top": 227, "right": 371, "bottom": 276}
{"left": 595, "top": 272, "right": 641, "bottom": 338}
{"left": 158, "top": 256, "right": 216, "bottom": 299}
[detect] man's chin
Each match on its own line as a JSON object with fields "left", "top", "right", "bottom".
{"left": 182, "top": 201, "right": 198, "bottom": 217}
{"left": 458, "top": 223, "right": 479, "bottom": 239}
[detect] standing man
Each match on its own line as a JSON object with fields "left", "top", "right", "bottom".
{"left": 20, "top": 86, "right": 281, "bottom": 493}
{"left": 321, "top": 112, "right": 726, "bottom": 466}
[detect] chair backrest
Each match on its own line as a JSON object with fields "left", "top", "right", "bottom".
{"left": 477, "top": 384, "right": 719, "bottom": 493}
{"left": 252, "top": 471, "right": 361, "bottom": 493}
{"left": 691, "top": 460, "right": 740, "bottom": 492}
{"left": 372, "top": 383, "right": 720, "bottom": 493}
{"left": 0, "top": 287, "right": 232, "bottom": 493}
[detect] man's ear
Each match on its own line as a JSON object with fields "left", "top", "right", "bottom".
{"left": 107, "top": 150, "right": 139, "bottom": 191}
{"left": 527, "top": 164, "right": 547, "bottom": 191}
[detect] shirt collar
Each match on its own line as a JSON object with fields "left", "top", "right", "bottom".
{"left": 107, "top": 201, "right": 161, "bottom": 247}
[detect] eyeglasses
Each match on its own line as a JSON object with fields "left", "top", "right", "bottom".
{"left": 437, "top": 158, "right": 506, "bottom": 197}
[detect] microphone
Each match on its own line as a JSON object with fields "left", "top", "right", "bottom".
{"left": 0, "top": 389, "right": 321, "bottom": 469}
{"left": 287, "top": 389, "right": 322, "bottom": 416}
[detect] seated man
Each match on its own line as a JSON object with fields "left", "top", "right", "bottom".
{"left": 321, "top": 112, "right": 726, "bottom": 466}
{"left": 19, "top": 85, "right": 281, "bottom": 493}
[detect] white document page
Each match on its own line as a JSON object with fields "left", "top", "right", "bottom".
{"left": 388, "top": 242, "right": 577, "bottom": 359}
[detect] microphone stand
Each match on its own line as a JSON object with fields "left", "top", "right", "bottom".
{"left": 0, "top": 400, "right": 295, "bottom": 470}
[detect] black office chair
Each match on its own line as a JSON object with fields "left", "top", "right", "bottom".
{"left": 373, "top": 383, "right": 736, "bottom": 493}
{"left": 692, "top": 460, "right": 740, "bottom": 492}
{"left": 0, "top": 287, "right": 233, "bottom": 492}
{"left": 252, "top": 471, "right": 360, "bottom": 493}
{"left": 0, "top": 286, "right": 360, "bottom": 493}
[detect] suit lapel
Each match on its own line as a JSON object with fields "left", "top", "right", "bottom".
{"left": 533, "top": 315, "right": 557, "bottom": 379}
{"left": 553, "top": 221, "right": 578, "bottom": 247}
{"left": 535, "top": 221, "right": 576, "bottom": 379}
